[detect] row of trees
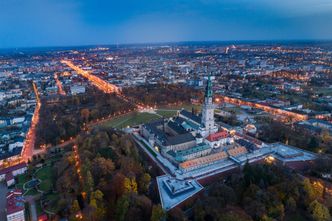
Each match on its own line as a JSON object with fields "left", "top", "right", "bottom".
{"left": 123, "top": 84, "right": 202, "bottom": 106}
{"left": 36, "top": 88, "right": 134, "bottom": 147}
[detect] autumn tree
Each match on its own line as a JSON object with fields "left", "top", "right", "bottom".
{"left": 124, "top": 177, "right": 138, "bottom": 193}
{"left": 80, "top": 108, "right": 90, "bottom": 122}
{"left": 115, "top": 195, "right": 130, "bottom": 221}
{"left": 151, "top": 204, "right": 165, "bottom": 221}
{"left": 88, "top": 190, "right": 106, "bottom": 221}
{"left": 92, "top": 157, "right": 115, "bottom": 179}
{"left": 84, "top": 170, "right": 95, "bottom": 196}
{"left": 139, "top": 173, "right": 151, "bottom": 194}
{"left": 309, "top": 200, "right": 331, "bottom": 221}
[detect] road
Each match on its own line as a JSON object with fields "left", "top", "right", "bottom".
{"left": 22, "top": 82, "right": 42, "bottom": 162}
{"left": 217, "top": 95, "right": 308, "bottom": 122}
{"left": 61, "top": 60, "right": 146, "bottom": 110}
{"left": 61, "top": 60, "right": 120, "bottom": 94}
{"left": 54, "top": 73, "right": 66, "bottom": 95}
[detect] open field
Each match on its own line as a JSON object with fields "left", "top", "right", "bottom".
{"left": 100, "top": 103, "right": 202, "bottom": 129}
{"left": 101, "top": 112, "right": 161, "bottom": 129}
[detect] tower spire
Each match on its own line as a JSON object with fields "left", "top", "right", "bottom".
{"left": 205, "top": 72, "right": 213, "bottom": 99}
{"left": 200, "top": 71, "right": 217, "bottom": 137}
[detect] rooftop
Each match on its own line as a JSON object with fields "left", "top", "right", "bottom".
{"left": 0, "top": 162, "right": 27, "bottom": 176}
{"left": 179, "top": 109, "right": 201, "bottom": 125}
{"left": 157, "top": 175, "right": 203, "bottom": 211}
{"left": 206, "top": 130, "right": 229, "bottom": 142}
{"left": 270, "top": 143, "right": 317, "bottom": 162}
{"left": 6, "top": 189, "right": 24, "bottom": 215}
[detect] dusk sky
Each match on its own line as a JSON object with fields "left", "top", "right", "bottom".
{"left": 1, "top": 0, "right": 332, "bottom": 48}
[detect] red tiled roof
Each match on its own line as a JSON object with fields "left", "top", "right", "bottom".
{"left": 0, "top": 162, "right": 27, "bottom": 176}
{"left": 6, "top": 189, "right": 24, "bottom": 215}
{"left": 206, "top": 131, "right": 228, "bottom": 142}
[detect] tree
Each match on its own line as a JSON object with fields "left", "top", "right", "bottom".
{"left": 124, "top": 177, "right": 138, "bottom": 193}
{"left": 308, "top": 137, "right": 319, "bottom": 150}
{"left": 80, "top": 108, "right": 90, "bottom": 122}
{"left": 84, "top": 170, "right": 95, "bottom": 195}
{"left": 70, "top": 200, "right": 80, "bottom": 214}
{"left": 139, "top": 173, "right": 151, "bottom": 194}
{"left": 92, "top": 157, "right": 115, "bottom": 178}
{"left": 309, "top": 200, "right": 331, "bottom": 221}
{"left": 285, "top": 197, "right": 296, "bottom": 212}
{"left": 151, "top": 204, "right": 165, "bottom": 221}
{"left": 115, "top": 195, "right": 130, "bottom": 221}
{"left": 89, "top": 190, "right": 106, "bottom": 221}
{"left": 303, "top": 178, "right": 316, "bottom": 202}
{"left": 110, "top": 172, "right": 126, "bottom": 199}
{"left": 217, "top": 210, "right": 253, "bottom": 221}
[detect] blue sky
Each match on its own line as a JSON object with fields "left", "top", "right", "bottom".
{"left": 1, "top": 0, "right": 332, "bottom": 48}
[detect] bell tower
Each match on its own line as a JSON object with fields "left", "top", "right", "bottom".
{"left": 201, "top": 74, "right": 216, "bottom": 136}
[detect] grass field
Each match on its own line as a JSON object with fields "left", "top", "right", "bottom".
{"left": 35, "top": 166, "right": 53, "bottom": 192}
{"left": 100, "top": 103, "right": 202, "bottom": 129}
{"left": 101, "top": 112, "right": 161, "bottom": 129}
{"left": 155, "top": 109, "right": 178, "bottom": 118}
{"left": 25, "top": 188, "right": 38, "bottom": 196}
{"left": 16, "top": 173, "right": 29, "bottom": 190}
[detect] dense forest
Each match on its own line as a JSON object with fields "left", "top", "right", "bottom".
{"left": 36, "top": 88, "right": 134, "bottom": 147}
{"left": 192, "top": 164, "right": 332, "bottom": 221}
{"left": 52, "top": 128, "right": 165, "bottom": 221}
{"left": 256, "top": 117, "right": 332, "bottom": 154}
{"left": 123, "top": 84, "right": 202, "bottom": 106}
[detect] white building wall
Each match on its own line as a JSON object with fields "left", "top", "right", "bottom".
{"left": 6, "top": 210, "right": 25, "bottom": 221}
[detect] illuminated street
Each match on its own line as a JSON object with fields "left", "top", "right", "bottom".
{"left": 61, "top": 60, "right": 120, "bottom": 94}
{"left": 22, "top": 82, "right": 42, "bottom": 161}
{"left": 54, "top": 73, "right": 66, "bottom": 95}
{"left": 61, "top": 60, "right": 145, "bottom": 109}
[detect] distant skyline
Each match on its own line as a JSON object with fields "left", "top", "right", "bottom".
{"left": 1, "top": 0, "right": 332, "bottom": 48}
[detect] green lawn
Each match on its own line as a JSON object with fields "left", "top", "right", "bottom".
{"left": 155, "top": 109, "right": 178, "bottom": 118}
{"left": 140, "top": 140, "right": 157, "bottom": 157}
{"left": 25, "top": 188, "right": 39, "bottom": 196}
{"left": 101, "top": 112, "right": 161, "bottom": 129}
{"left": 35, "top": 166, "right": 53, "bottom": 192}
{"left": 100, "top": 104, "right": 202, "bottom": 129}
{"left": 16, "top": 173, "right": 30, "bottom": 189}
{"left": 155, "top": 104, "right": 201, "bottom": 118}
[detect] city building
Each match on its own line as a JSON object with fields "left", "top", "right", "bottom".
{"left": 0, "top": 163, "right": 28, "bottom": 187}
{"left": 6, "top": 189, "right": 25, "bottom": 221}
{"left": 70, "top": 85, "right": 86, "bottom": 95}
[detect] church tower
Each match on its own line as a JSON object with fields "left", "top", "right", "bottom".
{"left": 201, "top": 74, "right": 217, "bottom": 136}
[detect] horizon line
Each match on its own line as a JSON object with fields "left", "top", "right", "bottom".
{"left": 1, "top": 38, "right": 332, "bottom": 51}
